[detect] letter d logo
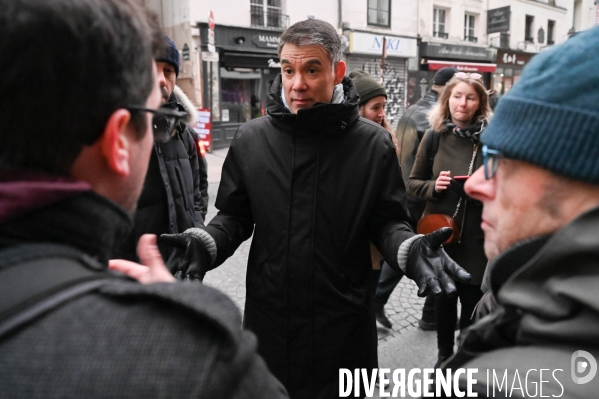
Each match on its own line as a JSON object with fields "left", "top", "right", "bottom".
{"left": 571, "top": 350, "right": 597, "bottom": 384}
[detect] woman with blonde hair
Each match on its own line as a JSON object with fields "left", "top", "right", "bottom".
{"left": 408, "top": 72, "right": 492, "bottom": 368}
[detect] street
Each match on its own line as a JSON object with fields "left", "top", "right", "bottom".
{"left": 202, "top": 148, "right": 439, "bottom": 393}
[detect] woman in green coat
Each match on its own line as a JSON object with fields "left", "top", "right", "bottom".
{"left": 408, "top": 72, "right": 492, "bottom": 368}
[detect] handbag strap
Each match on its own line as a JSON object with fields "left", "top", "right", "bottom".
{"left": 452, "top": 142, "right": 479, "bottom": 219}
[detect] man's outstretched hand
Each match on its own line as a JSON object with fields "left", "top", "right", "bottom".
{"left": 407, "top": 227, "right": 471, "bottom": 297}
{"left": 160, "top": 228, "right": 214, "bottom": 282}
{"left": 109, "top": 234, "right": 175, "bottom": 284}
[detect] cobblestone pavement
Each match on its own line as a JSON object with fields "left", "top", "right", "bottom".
{"left": 202, "top": 149, "right": 427, "bottom": 343}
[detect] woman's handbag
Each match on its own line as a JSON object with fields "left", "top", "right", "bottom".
{"left": 416, "top": 142, "right": 479, "bottom": 245}
{"left": 417, "top": 214, "right": 460, "bottom": 244}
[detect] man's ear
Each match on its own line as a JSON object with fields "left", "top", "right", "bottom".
{"left": 334, "top": 60, "right": 347, "bottom": 85}
{"left": 99, "top": 109, "right": 133, "bottom": 176}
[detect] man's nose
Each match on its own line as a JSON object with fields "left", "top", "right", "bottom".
{"left": 464, "top": 166, "right": 492, "bottom": 201}
{"left": 157, "top": 70, "right": 167, "bottom": 87}
{"left": 291, "top": 73, "right": 307, "bottom": 90}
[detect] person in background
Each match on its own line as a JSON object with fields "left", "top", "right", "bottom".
{"left": 375, "top": 67, "right": 459, "bottom": 330}
{"left": 445, "top": 25, "right": 599, "bottom": 397}
{"left": 160, "top": 18, "right": 470, "bottom": 399}
{"left": 408, "top": 71, "right": 492, "bottom": 368}
{"left": 349, "top": 69, "right": 399, "bottom": 293}
{"left": 0, "top": 0, "right": 287, "bottom": 397}
{"left": 115, "top": 35, "right": 209, "bottom": 277}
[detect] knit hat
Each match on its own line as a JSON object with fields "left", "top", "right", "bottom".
{"left": 156, "top": 35, "right": 180, "bottom": 76}
{"left": 349, "top": 70, "right": 387, "bottom": 106}
{"left": 432, "top": 67, "right": 459, "bottom": 86}
{"left": 482, "top": 25, "right": 599, "bottom": 184}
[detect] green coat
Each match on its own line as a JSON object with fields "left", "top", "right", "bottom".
{"left": 407, "top": 127, "right": 487, "bottom": 285}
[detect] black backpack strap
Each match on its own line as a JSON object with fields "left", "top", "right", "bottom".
{"left": 426, "top": 129, "right": 441, "bottom": 171}
{"left": 0, "top": 243, "right": 127, "bottom": 339}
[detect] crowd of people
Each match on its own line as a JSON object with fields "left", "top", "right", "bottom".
{"left": 1, "top": 0, "right": 599, "bottom": 397}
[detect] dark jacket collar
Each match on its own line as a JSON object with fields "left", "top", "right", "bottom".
{"left": 266, "top": 74, "right": 360, "bottom": 136}
{"left": 495, "top": 206, "right": 599, "bottom": 318}
{"left": 0, "top": 190, "right": 132, "bottom": 265}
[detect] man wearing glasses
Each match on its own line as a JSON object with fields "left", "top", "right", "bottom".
{"left": 0, "top": 0, "right": 288, "bottom": 397}
{"left": 439, "top": 26, "right": 599, "bottom": 397}
{"left": 115, "top": 35, "right": 209, "bottom": 272}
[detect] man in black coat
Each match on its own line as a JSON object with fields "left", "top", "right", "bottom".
{"left": 375, "top": 67, "right": 458, "bottom": 330}
{"left": 162, "top": 19, "right": 471, "bottom": 399}
{"left": 0, "top": 1, "right": 287, "bottom": 397}
{"left": 440, "top": 26, "right": 599, "bottom": 398}
{"left": 116, "top": 36, "right": 209, "bottom": 268}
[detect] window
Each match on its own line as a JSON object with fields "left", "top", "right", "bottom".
{"left": 368, "top": 0, "right": 390, "bottom": 27}
{"left": 464, "top": 14, "right": 477, "bottom": 42}
{"left": 525, "top": 15, "right": 534, "bottom": 42}
{"left": 433, "top": 8, "right": 448, "bottom": 38}
{"left": 251, "top": 0, "right": 285, "bottom": 29}
{"left": 548, "top": 20, "right": 556, "bottom": 44}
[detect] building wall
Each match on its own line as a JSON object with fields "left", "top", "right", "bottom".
{"left": 487, "top": 0, "right": 568, "bottom": 52}
{"left": 419, "top": 0, "right": 489, "bottom": 48}
{"left": 341, "top": 0, "right": 417, "bottom": 36}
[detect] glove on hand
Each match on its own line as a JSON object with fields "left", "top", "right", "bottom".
{"left": 160, "top": 228, "right": 216, "bottom": 282}
{"left": 448, "top": 178, "right": 467, "bottom": 198}
{"left": 406, "top": 227, "right": 471, "bottom": 297}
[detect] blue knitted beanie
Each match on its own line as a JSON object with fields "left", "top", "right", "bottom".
{"left": 482, "top": 25, "right": 599, "bottom": 183}
{"left": 156, "top": 35, "right": 180, "bottom": 76}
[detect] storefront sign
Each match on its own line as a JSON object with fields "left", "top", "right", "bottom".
{"left": 497, "top": 50, "right": 533, "bottom": 67}
{"left": 202, "top": 51, "right": 219, "bottom": 62}
{"left": 208, "top": 11, "right": 215, "bottom": 53}
{"left": 252, "top": 34, "right": 280, "bottom": 49}
{"left": 182, "top": 43, "right": 190, "bottom": 61}
{"left": 194, "top": 108, "right": 212, "bottom": 152}
{"left": 487, "top": 6, "right": 510, "bottom": 34}
{"left": 427, "top": 60, "right": 496, "bottom": 73}
{"left": 348, "top": 31, "right": 417, "bottom": 58}
{"left": 421, "top": 42, "right": 496, "bottom": 62}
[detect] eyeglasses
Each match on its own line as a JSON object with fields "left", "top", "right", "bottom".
{"left": 482, "top": 145, "right": 503, "bottom": 180}
{"left": 455, "top": 72, "right": 482, "bottom": 80}
{"left": 126, "top": 103, "right": 187, "bottom": 143}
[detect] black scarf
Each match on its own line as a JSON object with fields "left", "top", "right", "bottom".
{"left": 444, "top": 119, "right": 487, "bottom": 143}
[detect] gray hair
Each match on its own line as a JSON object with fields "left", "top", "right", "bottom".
{"left": 277, "top": 19, "right": 343, "bottom": 65}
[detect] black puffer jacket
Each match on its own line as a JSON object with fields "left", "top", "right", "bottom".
{"left": 204, "top": 75, "right": 414, "bottom": 399}
{"left": 117, "top": 86, "right": 208, "bottom": 261}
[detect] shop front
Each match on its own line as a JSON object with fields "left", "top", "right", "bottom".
{"left": 493, "top": 49, "right": 535, "bottom": 97}
{"left": 198, "top": 23, "right": 282, "bottom": 149}
{"left": 414, "top": 42, "right": 497, "bottom": 97}
{"left": 345, "top": 31, "right": 418, "bottom": 130}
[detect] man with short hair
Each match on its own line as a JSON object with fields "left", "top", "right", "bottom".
{"left": 0, "top": 1, "right": 287, "bottom": 397}
{"left": 116, "top": 35, "right": 209, "bottom": 269}
{"left": 375, "top": 66, "right": 459, "bottom": 330}
{"left": 162, "top": 18, "right": 470, "bottom": 398}
{"left": 443, "top": 26, "right": 599, "bottom": 397}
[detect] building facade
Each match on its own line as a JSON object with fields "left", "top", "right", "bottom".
{"left": 143, "top": 0, "right": 599, "bottom": 149}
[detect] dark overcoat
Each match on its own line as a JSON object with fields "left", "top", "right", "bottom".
{"left": 204, "top": 75, "right": 414, "bottom": 398}
{"left": 407, "top": 128, "right": 487, "bottom": 284}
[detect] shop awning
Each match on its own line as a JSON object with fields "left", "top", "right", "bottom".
{"left": 427, "top": 60, "right": 497, "bottom": 73}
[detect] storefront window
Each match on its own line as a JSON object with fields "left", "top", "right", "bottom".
{"left": 220, "top": 68, "right": 262, "bottom": 123}
{"left": 219, "top": 68, "right": 280, "bottom": 124}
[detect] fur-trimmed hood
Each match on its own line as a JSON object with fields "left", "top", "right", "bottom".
{"left": 172, "top": 85, "right": 197, "bottom": 126}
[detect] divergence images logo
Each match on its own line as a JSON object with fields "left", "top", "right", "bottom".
{"left": 571, "top": 350, "right": 597, "bottom": 385}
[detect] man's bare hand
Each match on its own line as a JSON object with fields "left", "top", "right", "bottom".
{"left": 109, "top": 234, "right": 175, "bottom": 283}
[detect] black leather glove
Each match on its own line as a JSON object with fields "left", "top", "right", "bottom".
{"left": 160, "top": 228, "right": 216, "bottom": 282}
{"left": 406, "top": 227, "right": 471, "bottom": 297}
{"left": 448, "top": 178, "right": 467, "bottom": 198}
